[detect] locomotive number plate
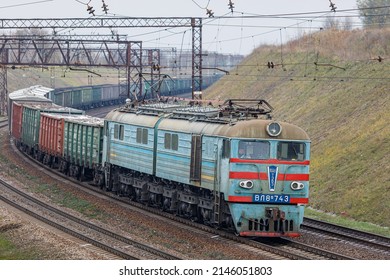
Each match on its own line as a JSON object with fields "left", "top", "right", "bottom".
{"left": 253, "top": 194, "right": 290, "bottom": 204}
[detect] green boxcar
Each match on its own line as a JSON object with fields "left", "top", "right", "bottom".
{"left": 63, "top": 116, "right": 104, "bottom": 168}
{"left": 21, "top": 104, "right": 84, "bottom": 151}
{"left": 92, "top": 86, "right": 102, "bottom": 103}
{"left": 51, "top": 92, "right": 63, "bottom": 106}
{"left": 63, "top": 90, "right": 73, "bottom": 107}
{"left": 72, "top": 89, "right": 83, "bottom": 107}
{"left": 81, "top": 87, "right": 93, "bottom": 107}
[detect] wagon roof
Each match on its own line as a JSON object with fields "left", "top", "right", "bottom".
{"left": 9, "top": 85, "right": 53, "bottom": 102}
{"left": 41, "top": 113, "right": 103, "bottom": 126}
{"left": 23, "top": 103, "right": 84, "bottom": 114}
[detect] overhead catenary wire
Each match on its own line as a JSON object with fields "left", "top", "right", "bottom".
{"left": 32, "top": 3, "right": 387, "bottom": 56}
{"left": 4, "top": 2, "right": 389, "bottom": 69}
{"left": 0, "top": 0, "right": 53, "bottom": 9}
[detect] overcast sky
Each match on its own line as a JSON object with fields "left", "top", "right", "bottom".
{"left": 0, "top": 0, "right": 361, "bottom": 55}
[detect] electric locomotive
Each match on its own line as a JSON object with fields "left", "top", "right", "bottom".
{"left": 102, "top": 99, "right": 310, "bottom": 237}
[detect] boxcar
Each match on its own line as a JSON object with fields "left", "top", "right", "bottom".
{"left": 62, "top": 115, "right": 104, "bottom": 180}
{"left": 39, "top": 113, "right": 66, "bottom": 159}
{"left": 11, "top": 102, "right": 24, "bottom": 141}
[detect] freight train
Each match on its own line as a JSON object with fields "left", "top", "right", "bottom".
{"left": 48, "top": 75, "right": 221, "bottom": 110}
{"left": 9, "top": 88, "right": 310, "bottom": 237}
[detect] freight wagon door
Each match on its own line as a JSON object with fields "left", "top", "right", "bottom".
{"left": 190, "top": 134, "right": 202, "bottom": 181}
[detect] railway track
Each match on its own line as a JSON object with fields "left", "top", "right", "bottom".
{"left": 302, "top": 217, "right": 390, "bottom": 255}
{"left": 255, "top": 238, "right": 354, "bottom": 260}
{"left": 0, "top": 177, "right": 181, "bottom": 260}
{"left": 0, "top": 118, "right": 8, "bottom": 129}
{"left": 10, "top": 140, "right": 359, "bottom": 260}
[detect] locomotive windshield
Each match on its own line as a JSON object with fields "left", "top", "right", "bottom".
{"left": 277, "top": 141, "right": 306, "bottom": 161}
{"left": 238, "top": 140, "right": 270, "bottom": 159}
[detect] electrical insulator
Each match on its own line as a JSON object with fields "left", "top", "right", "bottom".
{"left": 102, "top": 0, "right": 109, "bottom": 14}
{"left": 152, "top": 64, "right": 161, "bottom": 71}
{"left": 87, "top": 5, "right": 95, "bottom": 16}
{"left": 329, "top": 1, "right": 337, "bottom": 12}
{"left": 267, "top": 62, "right": 274, "bottom": 69}
{"left": 206, "top": 9, "right": 214, "bottom": 18}
{"left": 228, "top": 0, "right": 234, "bottom": 13}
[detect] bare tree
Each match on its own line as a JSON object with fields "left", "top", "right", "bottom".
{"left": 357, "top": 0, "right": 390, "bottom": 27}
{"left": 324, "top": 16, "right": 340, "bottom": 30}
{"left": 342, "top": 17, "right": 354, "bottom": 30}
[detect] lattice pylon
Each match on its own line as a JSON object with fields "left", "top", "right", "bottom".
{"left": 0, "top": 65, "right": 7, "bottom": 116}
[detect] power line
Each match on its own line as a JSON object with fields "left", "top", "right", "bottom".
{"left": 0, "top": 0, "right": 53, "bottom": 9}
{"left": 203, "top": 6, "right": 390, "bottom": 20}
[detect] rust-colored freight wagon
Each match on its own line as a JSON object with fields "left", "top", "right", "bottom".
{"left": 11, "top": 102, "right": 23, "bottom": 141}
{"left": 39, "top": 113, "right": 65, "bottom": 158}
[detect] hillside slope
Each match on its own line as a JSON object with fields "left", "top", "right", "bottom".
{"left": 204, "top": 28, "right": 390, "bottom": 227}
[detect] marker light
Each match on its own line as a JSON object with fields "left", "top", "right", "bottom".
{"left": 239, "top": 180, "right": 254, "bottom": 189}
{"left": 291, "top": 181, "right": 304, "bottom": 190}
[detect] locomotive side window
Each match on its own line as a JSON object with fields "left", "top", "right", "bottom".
{"left": 114, "top": 124, "right": 124, "bottom": 140}
{"left": 172, "top": 134, "right": 178, "bottom": 150}
{"left": 164, "top": 133, "right": 178, "bottom": 151}
{"left": 238, "top": 141, "right": 269, "bottom": 159}
{"left": 164, "top": 133, "right": 171, "bottom": 149}
{"left": 136, "top": 127, "right": 148, "bottom": 144}
{"left": 114, "top": 124, "right": 118, "bottom": 139}
{"left": 277, "top": 142, "right": 305, "bottom": 161}
{"left": 120, "top": 125, "right": 124, "bottom": 140}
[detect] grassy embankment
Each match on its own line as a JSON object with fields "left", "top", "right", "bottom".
{"left": 204, "top": 28, "right": 389, "bottom": 235}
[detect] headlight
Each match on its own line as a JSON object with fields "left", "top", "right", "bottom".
{"left": 239, "top": 180, "right": 254, "bottom": 189}
{"left": 266, "top": 122, "right": 282, "bottom": 137}
{"left": 291, "top": 181, "right": 304, "bottom": 190}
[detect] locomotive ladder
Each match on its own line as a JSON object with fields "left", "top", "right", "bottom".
{"left": 213, "top": 144, "right": 222, "bottom": 225}
{"left": 213, "top": 189, "right": 221, "bottom": 226}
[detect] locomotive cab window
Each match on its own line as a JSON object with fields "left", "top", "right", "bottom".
{"left": 238, "top": 140, "right": 269, "bottom": 159}
{"left": 277, "top": 142, "right": 305, "bottom": 161}
{"left": 164, "top": 133, "right": 178, "bottom": 151}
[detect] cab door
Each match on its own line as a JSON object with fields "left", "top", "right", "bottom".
{"left": 190, "top": 134, "right": 202, "bottom": 181}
